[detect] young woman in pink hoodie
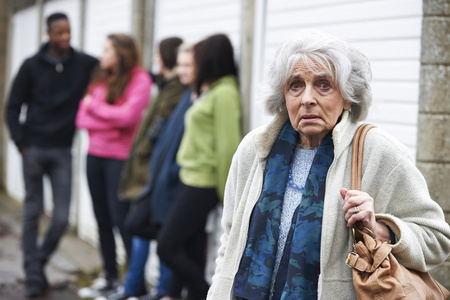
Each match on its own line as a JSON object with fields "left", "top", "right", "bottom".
{"left": 76, "top": 33, "right": 151, "bottom": 297}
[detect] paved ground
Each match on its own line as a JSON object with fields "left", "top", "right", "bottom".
{"left": 0, "top": 193, "right": 103, "bottom": 300}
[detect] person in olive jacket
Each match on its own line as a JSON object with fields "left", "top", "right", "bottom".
{"left": 118, "top": 37, "right": 186, "bottom": 201}
{"left": 5, "top": 12, "right": 97, "bottom": 298}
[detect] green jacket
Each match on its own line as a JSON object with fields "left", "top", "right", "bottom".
{"left": 118, "top": 74, "right": 186, "bottom": 200}
{"left": 177, "top": 75, "right": 242, "bottom": 202}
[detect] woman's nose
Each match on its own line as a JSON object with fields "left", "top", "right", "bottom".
{"left": 301, "top": 85, "right": 316, "bottom": 106}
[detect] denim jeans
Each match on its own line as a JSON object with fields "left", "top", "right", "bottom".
{"left": 124, "top": 237, "right": 173, "bottom": 296}
{"left": 124, "top": 237, "right": 149, "bottom": 296}
{"left": 86, "top": 155, "right": 132, "bottom": 279}
{"left": 21, "top": 146, "right": 72, "bottom": 283}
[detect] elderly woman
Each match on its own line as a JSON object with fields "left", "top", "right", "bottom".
{"left": 207, "top": 30, "right": 450, "bottom": 300}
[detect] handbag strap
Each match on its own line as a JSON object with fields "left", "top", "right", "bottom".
{"left": 347, "top": 123, "right": 380, "bottom": 271}
{"left": 351, "top": 123, "right": 376, "bottom": 191}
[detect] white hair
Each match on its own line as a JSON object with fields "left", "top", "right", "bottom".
{"left": 263, "top": 29, "right": 372, "bottom": 122}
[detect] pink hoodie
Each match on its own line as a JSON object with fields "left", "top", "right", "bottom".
{"left": 76, "top": 67, "right": 151, "bottom": 160}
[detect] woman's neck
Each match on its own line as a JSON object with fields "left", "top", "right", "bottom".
{"left": 298, "top": 133, "right": 326, "bottom": 150}
{"left": 47, "top": 45, "right": 68, "bottom": 58}
{"left": 161, "top": 67, "right": 176, "bottom": 79}
{"left": 200, "top": 81, "right": 213, "bottom": 93}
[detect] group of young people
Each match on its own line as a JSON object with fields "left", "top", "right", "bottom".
{"left": 78, "top": 32, "right": 241, "bottom": 300}
{"left": 6, "top": 12, "right": 241, "bottom": 300}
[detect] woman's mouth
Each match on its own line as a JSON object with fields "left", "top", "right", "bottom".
{"left": 301, "top": 115, "right": 320, "bottom": 123}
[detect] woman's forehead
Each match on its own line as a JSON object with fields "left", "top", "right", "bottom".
{"left": 290, "top": 59, "right": 332, "bottom": 78}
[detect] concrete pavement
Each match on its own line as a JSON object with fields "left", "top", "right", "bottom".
{"left": 0, "top": 192, "right": 103, "bottom": 300}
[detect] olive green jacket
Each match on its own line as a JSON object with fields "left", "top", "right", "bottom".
{"left": 118, "top": 73, "right": 186, "bottom": 200}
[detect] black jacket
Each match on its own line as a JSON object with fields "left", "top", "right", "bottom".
{"left": 6, "top": 43, "right": 98, "bottom": 150}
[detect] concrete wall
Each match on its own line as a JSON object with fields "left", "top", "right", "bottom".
{"left": 416, "top": 0, "right": 450, "bottom": 289}
{"left": 0, "top": 0, "right": 12, "bottom": 193}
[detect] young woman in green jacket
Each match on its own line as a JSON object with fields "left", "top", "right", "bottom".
{"left": 157, "top": 34, "right": 242, "bottom": 300}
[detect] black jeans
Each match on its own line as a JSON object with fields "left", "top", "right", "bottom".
{"left": 86, "top": 155, "right": 131, "bottom": 279}
{"left": 21, "top": 146, "right": 72, "bottom": 284}
{"left": 157, "top": 183, "right": 218, "bottom": 300}
{"left": 125, "top": 193, "right": 160, "bottom": 240}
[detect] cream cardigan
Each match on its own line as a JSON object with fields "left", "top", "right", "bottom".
{"left": 207, "top": 111, "right": 450, "bottom": 299}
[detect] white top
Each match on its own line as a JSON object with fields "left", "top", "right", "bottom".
{"left": 270, "top": 147, "right": 317, "bottom": 298}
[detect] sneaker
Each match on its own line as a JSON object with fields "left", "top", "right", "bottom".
{"left": 24, "top": 270, "right": 50, "bottom": 298}
{"left": 24, "top": 281, "right": 46, "bottom": 298}
{"left": 78, "top": 277, "right": 119, "bottom": 298}
{"left": 95, "top": 286, "right": 133, "bottom": 300}
{"left": 129, "top": 293, "right": 165, "bottom": 300}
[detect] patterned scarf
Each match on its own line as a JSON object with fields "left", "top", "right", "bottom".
{"left": 233, "top": 121, "right": 334, "bottom": 299}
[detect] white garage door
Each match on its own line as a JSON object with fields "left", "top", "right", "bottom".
{"left": 153, "top": 0, "right": 241, "bottom": 57}
{"left": 6, "top": 5, "right": 41, "bottom": 202}
{"left": 251, "top": 0, "right": 422, "bottom": 156}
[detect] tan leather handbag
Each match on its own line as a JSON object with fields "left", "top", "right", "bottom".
{"left": 346, "top": 123, "right": 450, "bottom": 300}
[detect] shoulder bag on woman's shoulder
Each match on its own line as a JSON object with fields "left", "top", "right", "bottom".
{"left": 346, "top": 123, "right": 450, "bottom": 300}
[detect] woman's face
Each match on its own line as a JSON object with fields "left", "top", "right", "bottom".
{"left": 100, "top": 39, "right": 118, "bottom": 71}
{"left": 285, "top": 60, "right": 351, "bottom": 148}
{"left": 177, "top": 51, "right": 196, "bottom": 86}
{"left": 153, "top": 51, "right": 163, "bottom": 75}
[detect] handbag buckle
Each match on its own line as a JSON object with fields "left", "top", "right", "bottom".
{"left": 346, "top": 251, "right": 358, "bottom": 268}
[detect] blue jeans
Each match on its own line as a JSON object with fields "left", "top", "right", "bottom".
{"left": 124, "top": 236, "right": 172, "bottom": 296}
{"left": 21, "top": 146, "right": 72, "bottom": 284}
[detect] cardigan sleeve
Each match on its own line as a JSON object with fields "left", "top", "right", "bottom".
{"left": 374, "top": 157, "right": 450, "bottom": 271}
{"left": 212, "top": 85, "right": 242, "bottom": 201}
{"left": 363, "top": 131, "right": 450, "bottom": 272}
{"left": 86, "top": 70, "right": 151, "bottom": 128}
{"left": 210, "top": 144, "right": 239, "bottom": 294}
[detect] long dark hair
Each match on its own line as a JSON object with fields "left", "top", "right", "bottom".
{"left": 194, "top": 34, "right": 237, "bottom": 94}
{"left": 89, "top": 33, "right": 141, "bottom": 104}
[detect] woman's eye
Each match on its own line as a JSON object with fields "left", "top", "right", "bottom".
{"left": 290, "top": 82, "right": 301, "bottom": 89}
{"left": 318, "top": 81, "right": 330, "bottom": 90}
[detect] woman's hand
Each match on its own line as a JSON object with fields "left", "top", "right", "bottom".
{"left": 340, "top": 188, "right": 390, "bottom": 242}
{"left": 82, "top": 95, "right": 92, "bottom": 106}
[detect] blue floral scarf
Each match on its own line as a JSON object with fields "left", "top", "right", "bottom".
{"left": 233, "top": 121, "right": 334, "bottom": 299}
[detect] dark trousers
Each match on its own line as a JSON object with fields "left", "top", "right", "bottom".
{"left": 157, "top": 183, "right": 218, "bottom": 300}
{"left": 86, "top": 155, "right": 131, "bottom": 279}
{"left": 125, "top": 194, "right": 160, "bottom": 240}
{"left": 21, "top": 146, "right": 72, "bottom": 284}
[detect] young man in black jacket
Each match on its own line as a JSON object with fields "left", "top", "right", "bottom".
{"left": 5, "top": 12, "right": 98, "bottom": 298}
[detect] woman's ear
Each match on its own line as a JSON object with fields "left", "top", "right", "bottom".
{"left": 343, "top": 100, "right": 352, "bottom": 111}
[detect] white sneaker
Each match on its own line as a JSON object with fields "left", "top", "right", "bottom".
{"left": 78, "top": 277, "right": 119, "bottom": 298}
